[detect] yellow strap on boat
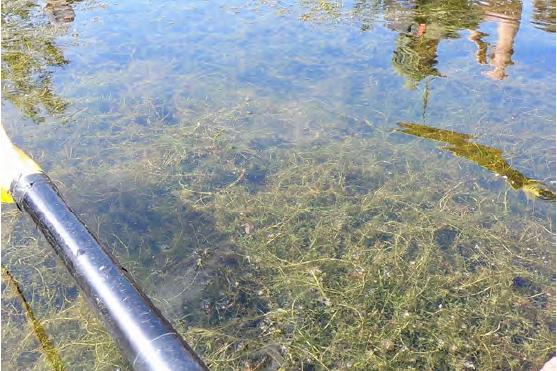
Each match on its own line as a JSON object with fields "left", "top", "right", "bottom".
{"left": 1, "top": 125, "right": 43, "bottom": 203}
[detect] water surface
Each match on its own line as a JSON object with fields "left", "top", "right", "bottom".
{"left": 1, "top": 0, "right": 555, "bottom": 369}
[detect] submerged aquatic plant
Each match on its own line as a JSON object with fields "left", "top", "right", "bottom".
{"left": 163, "top": 117, "right": 555, "bottom": 370}
{"left": 2, "top": 103, "right": 555, "bottom": 370}
{"left": 396, "top": 122, "right": 556, "bottom": 202}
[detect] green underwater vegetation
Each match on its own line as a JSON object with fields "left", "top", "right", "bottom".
{"left": 396, "top": 122, "right": 556, "bottom": 202}
{"left": 2, "top": 111, "right": 555, "bottom": 370}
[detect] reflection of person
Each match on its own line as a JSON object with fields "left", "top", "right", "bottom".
{"left": 391, "top": 34, "right": 442, "bottom": 89}
{"left": 383, "top": 0, "right": 481, "bottom": 89}
{"left": 468, "top": 0, "right": 522, "bottom": 80}
{"left": 44, "top": 0, "right": 75, "bottom": 27}
{"left": 384, "top": 0, "right": 443, "bottom": 89}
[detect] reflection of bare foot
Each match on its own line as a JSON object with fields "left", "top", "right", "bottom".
{"left": 468, "top": 31, "right": 489, "bottom": 64}
{"left": 483, "top": 67, "right": 507, "bottom": 80}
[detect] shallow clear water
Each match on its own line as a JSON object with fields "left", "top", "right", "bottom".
{"left": 1, "top": 0, "right": 555, "bottom": 369}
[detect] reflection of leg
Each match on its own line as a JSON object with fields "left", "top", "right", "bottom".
{"left": 485, "top": 20, "right": 520, "bottom": 80}
{"left": 484, "top": 66, "right": 507, "bottom": 80}
{"left": 468, "top": 30, "right": 489, "bottom": 64}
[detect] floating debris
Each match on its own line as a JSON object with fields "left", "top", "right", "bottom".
{"left": 242, "top": 222, "right": 255, "bottom": 235}
{"left": 383, "top": 340, "right": 394, "bottom": 351}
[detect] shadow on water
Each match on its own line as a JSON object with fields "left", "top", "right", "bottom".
{"left": 1, "top": 266, "right": 66, "bottom": 371}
